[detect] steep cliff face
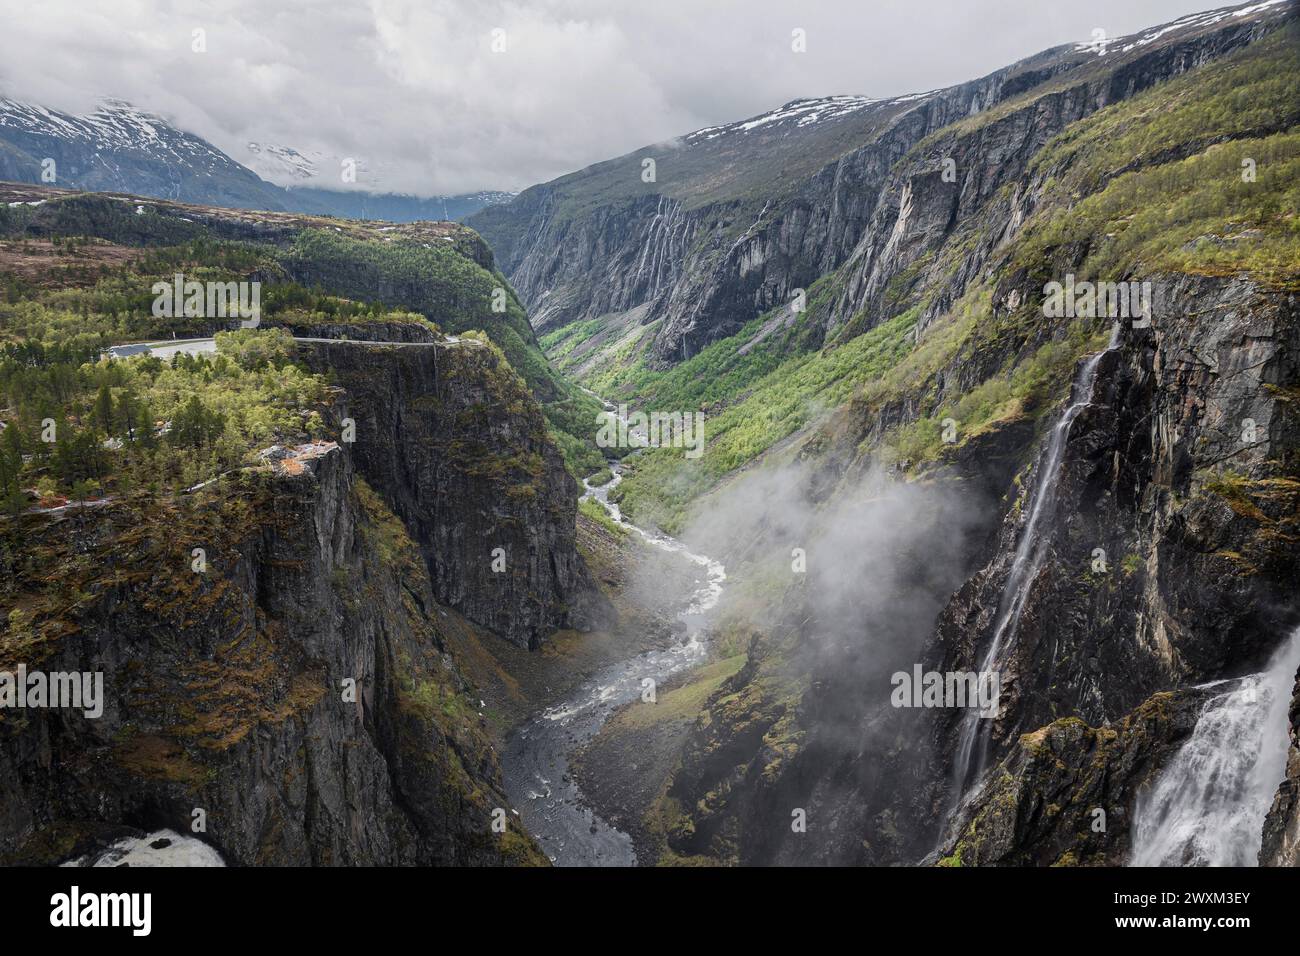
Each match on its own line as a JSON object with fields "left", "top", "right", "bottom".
{"left": 823, "top": 17, "right": 1289, "bottom": 343}
{"left": 933, "top": 276, "right": 1299, "bottom": 751}
{"left": 650, "top": 275, "right": 1299, "bottom": 865}
{"left": 938, "top": 280, "right": 1300, "bottom": 859}
{"left": 0, "top": 443, "right": 544, "bottom": 866}
{"left": 293, "top": 334, "right": 611, "bottom": 649}
{"left": 940, "top": 688, "right": 1214, "bottom": 866}
{"left": 1261, "top": 667, "right": 1300, "bottom": 865}
{"left": 595, "top": 5, "right": 1300, "bottom": 867}
{"left": 471, "top": 1, "right": 1293, "bottom": 364}
{"left": 0, "top": 186, "right": 610, "bottom": 650}
{"left": 0, "top": 185, "right": 612, "bottom": 865}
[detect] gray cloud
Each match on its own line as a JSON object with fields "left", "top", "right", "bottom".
{"left": 0, "top": 0, "right": 1227, "bottom": 195}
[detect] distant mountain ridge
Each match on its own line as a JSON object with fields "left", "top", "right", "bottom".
{"left": 0, "top": 97, "right": 513, "bottom": 222}
{"left": 469, "top": 0, "right": 1295, "bottom": 352}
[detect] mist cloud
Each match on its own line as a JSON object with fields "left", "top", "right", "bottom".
{"left": 686, "top": 459, "right": 989, "bottom": 689}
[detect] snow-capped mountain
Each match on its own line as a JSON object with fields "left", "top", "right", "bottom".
{"left": 684, "top": 92, "right": 939, "bottom": 145}
{"left": 245, "top": 142, "right": 321, "bottom": 182}
{"left": 1071, "top": 0, "right": 1290, "bottom": 54}
{"left": 0, "top": 97, "right": 286, "bottom": 209}
{"left": 244, "top": 141, "right": 385, "bottom": 189}
{"left": 0, "top": 97, "right": 514, "bottom": 222}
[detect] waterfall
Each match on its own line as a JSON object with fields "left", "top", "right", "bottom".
{"left": 952, "top": 324, "right": 1121, "bottom": 795}
{"left": 632, "top": 197, "right": 690, "bottom": 302}
{"left": 1130, "top": 627, "right": 1300, "bottom": 867}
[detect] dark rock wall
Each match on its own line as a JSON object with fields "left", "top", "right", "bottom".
{"left": 0, "top": 445, "right": 544, "bottom": 865}
{"left": 1261, "top": 666, "right": 1300, "bottom": 866}
{"left": 293, "top": 337, "right": 611, "bottom": 649}
{"left": 475, "top": 13, "right": 1287, "bottom": 364}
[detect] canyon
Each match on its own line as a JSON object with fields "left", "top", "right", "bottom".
{"left": 1, "top": 0, "right": 1297, "bottom": 870}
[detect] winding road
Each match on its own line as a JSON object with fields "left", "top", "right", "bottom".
{"left": 104, "top": 331, "right": 475, "bottom": 361}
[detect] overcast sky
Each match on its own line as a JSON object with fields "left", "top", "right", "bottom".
{"left": 0, "top": 0, "right": 1237, "bottom": 195}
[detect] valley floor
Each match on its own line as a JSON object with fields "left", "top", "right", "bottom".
{"left": 441, "top": 512, "right": 702, "bottom": 733}
{"left": 441, "top": 508, "right": 726, "bottom": 864}
{"left": 571, "top": 654, "right": 746, "bottom": 862}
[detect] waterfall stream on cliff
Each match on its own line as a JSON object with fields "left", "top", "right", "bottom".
{"left": 1130, "top": 627, "right": 1300, "bottom": 867}
{"left": 502, "top": 400, "right": 725, "bottom": 865}
{"left": 952, "top": 325, "right": 1121, "bottom": 795}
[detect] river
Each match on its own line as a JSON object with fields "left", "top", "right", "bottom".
{"left": 500, "top": 408, "right": 726, "bottom": 865}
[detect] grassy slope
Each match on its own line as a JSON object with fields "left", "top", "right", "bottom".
{"left": 539, "top": 28, "right": 1299, "bottom": 535}
{"left": 608, "top": 26, "right": 1300, "bottom": 864}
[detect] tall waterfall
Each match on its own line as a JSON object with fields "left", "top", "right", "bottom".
{"left": 951, "top": 325, "right": 1121, "bottom": 794}
{"left": 1130, "top": 627, "right": 1300, "bottom": 867}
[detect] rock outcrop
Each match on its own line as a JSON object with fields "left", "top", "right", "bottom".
{"left": 0, "top": 441, "right": 545, "bottom": 865}
{"left": 940, "top": 689, "right": 1213, "bottom": 866}
{"left": 1261, "top": 666, "right": 1300, "bottom": 866}
{"left": 933, "top": 275, "right": 1300, "bottom": 759}
{"left": 293, "top": 333, "right": 611, "bottom": 649}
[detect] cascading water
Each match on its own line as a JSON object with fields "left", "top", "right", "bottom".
{"left": 1130, "top": 627, "right": 1300, "bottom": 867}
{"left": 951, "top": 324, "right": 1121, "bottom": 796}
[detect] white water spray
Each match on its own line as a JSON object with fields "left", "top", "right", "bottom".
{"left": 1130, "top": 627, "right": 1300, "bottom": 867}
{"left": 61, "top": 829, "right": 225, "bottom": 867}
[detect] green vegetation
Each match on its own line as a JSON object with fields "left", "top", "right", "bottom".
{"left": 1029, "top": 29, "right": 1300, "bottom": 193}
{"left": 610, "top": 310, "right": 917, "bottom": 532}
{"left": 263, "top": 282, "right": 440, "bottom": 332}
{"left": 279, "top": 228, "right": 606, "bottom": 475}
{"left": 1014, "top": 30, "right": 1300, "bottom": 289}
{"left": 1017, "top": 131, "right": 1300, "bottom": 289}
{"left": 578, "top": 497, "right": 627, "bottom": 537}
{"left": 0, "top": 193, "right": 606, "bottom": 479}
{"left": 887, "top": 318, "right": 1109, "bottom": 467}
{"left": 0, "top": 317, "right": 325, "bottom": 505}
{"left": 610, "top": 654, "right": 746, "bottom": 732}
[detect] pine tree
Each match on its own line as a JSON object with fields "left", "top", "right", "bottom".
{"left": 94, "top": 382, "right": 114, "bottom": 435}
{"left": 118, "top": 387, "right": 139, "bottom": 444}
{"left": 0, "top": 423, "right": 22, "bottom": 494}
